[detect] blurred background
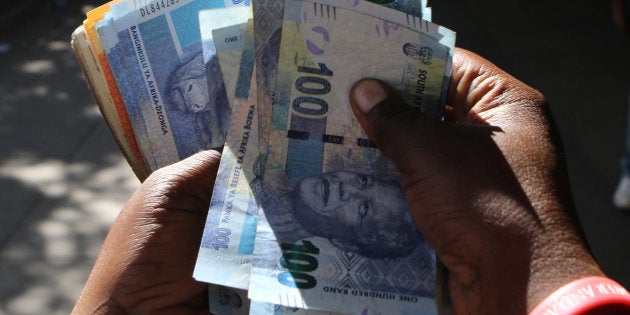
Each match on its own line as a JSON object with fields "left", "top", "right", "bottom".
{"left": 0, "top": 0, "right": 628, "bottom": 314}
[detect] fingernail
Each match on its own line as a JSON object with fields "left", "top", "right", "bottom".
{"left": 351, "top": 79, "right": 389, "bottom": 114}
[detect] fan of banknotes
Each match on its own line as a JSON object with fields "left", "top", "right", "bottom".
{"left": 71, "top": 0, "right": 456, "bottom": 314}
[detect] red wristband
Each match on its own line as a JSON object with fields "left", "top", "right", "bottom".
{"left": 530, "top": 276, "right": 630, "bottom": 315}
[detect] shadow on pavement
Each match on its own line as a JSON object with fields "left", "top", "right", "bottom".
{"left": 0, "top": 1, "right": 140, "bottom": 314}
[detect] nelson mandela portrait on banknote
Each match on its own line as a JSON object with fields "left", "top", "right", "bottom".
{"left": 261, "top": 169, "right": 424, "bottom": 259}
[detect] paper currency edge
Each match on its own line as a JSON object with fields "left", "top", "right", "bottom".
{"left": 71, "top": 25, "right": 149, "bottom": 181}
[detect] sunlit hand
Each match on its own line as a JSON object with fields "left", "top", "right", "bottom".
{"left": 349, "top": 48, "right": 604, "bottom": 314}
{"left": 73, "top": 150, "right": 221, "bottom": 315}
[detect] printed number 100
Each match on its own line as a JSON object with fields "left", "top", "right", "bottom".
{"left": 211, "top": 228, "right": 231, "bottom": 250}
{"left": 292, "top": 63, "right": 333, "bottom": 117}
{"left": 278, "top": 240, "right": 320, "bottom": 289}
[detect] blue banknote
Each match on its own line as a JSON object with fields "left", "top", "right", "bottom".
{"left": 249, "top": 301, "right": 343, "bottom": 315}
{"left": 206, "top": 22, "right": 249, "bottom": 109}
{"left": 97, "top": 0, "right": 250, "bottom": 171}
{"left": 195, "top": 19, "right": 261, "bottom": 289}
{"left": 96, "top": 13, "right": 159, "bottom": 170}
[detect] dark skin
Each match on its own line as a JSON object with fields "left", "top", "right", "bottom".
{"left": 73, "top": 150, "right": 220, "bottom": 314}
{"left": 73, "top": 49, "right": 615, "bottom": 314}
{"left": 349, "top": 48, "right": 604, "bottom": 314}
{"left": 613, "top": 0, "right": 630, "bottom": 33}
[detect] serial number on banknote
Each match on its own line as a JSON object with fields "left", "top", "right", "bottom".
{"left": 138, "top": 0, "right": 180, "bottom": 17}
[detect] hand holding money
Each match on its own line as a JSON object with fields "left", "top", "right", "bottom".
{"left": 72, "top": 1, "right": 616, "bottom": 314}
{"left": 349, "top": 48, "right": 605, "bottom": 314}
{"left": 74, "top": 48, "right": 605, "bottom": 314}
{"left": 72, "top": 150, "right": 221, "bottom": 315}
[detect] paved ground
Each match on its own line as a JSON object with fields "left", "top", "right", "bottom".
{"left": 0, "top": 0, "right": 628, "bottom": 314}
{"left": 0, "top": 2, "right": 140, "bottom": 314}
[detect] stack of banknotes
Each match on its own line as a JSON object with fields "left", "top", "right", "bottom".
{"left": 71, "top": 0, "right": 456, "bottom": 314}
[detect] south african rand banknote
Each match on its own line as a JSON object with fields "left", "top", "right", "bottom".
{"left": 248, "top": 0, "right": 455, "bottom": 314}
{"left": 249, "top": 301, "right": 344, "bottom": 315}
{"left": 204, "top": 22, "right": 249, "bottom": 110}
{"left": 96, "top": 0, "right": 249, "bottom": 171}
{"left": 195, "top": 11, "right": 255, "bottom": 315}
{"left": 199, "top": 7, "right": 252, "bottom": 110}
{"left": 195, "top": 19, "right": 260, "bottom": 289}
{"left": 197, "top": 22, "right": 281, "bottom": 315}
{"left": 96, "top": 13, "right": 159, "bottom": 171}
{"left": 252, "top": 0, "right": 429, "bottom": 179}
{"left": 195, "top": 0, "right": 435, "bottom": 292}
{"left": 197, "top": 21, "right": 348, "bottom": 315}
{"left": 206, "top": 285, "right": 345, "bottom": 315}
{"left": 82, "top": 2, "right": 149, "bottom": 179}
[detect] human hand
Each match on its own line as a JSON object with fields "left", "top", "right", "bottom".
{"left": 612, "top": 0, "right": 630, "bottom": 33}
{"left": 349, "top": 48, "right": 604, "bottom": 314}
{"left": 72, "top": 150, "right": 221, "bottom": 315}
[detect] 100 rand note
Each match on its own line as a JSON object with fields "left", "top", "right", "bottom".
{"left": 249, "top": 1, "right": 455, "bottom": 314}
{"left": 252, "top": 0, "right": 430, "bottom": 181}
{"left": 195, "top": 11, "right": 255, "bottom": 315}
{"left": 196, "top": 0, "right": 434, "bottom": 292}
{"left": 195, "top": 19, "right": 261, "bottom": 290}
{"left": 196, "top": 20, "right": 346, "bottom": 315}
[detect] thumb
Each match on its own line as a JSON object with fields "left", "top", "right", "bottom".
{"left": 348, "top": 79, "right": 518, "bottom": 217}
{"left": 349, "top": 78, "right": 424, "bottom": 142}
{"left": 349, "top": 79, "right": 455, "bottom": 176}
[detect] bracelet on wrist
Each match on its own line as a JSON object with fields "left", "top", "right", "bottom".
{"left": 530, "top": 276, "right": 630, "bottom": 315}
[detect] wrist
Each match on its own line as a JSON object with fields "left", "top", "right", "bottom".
{"left": 530, "top": 277, "right": 630, "bottom": 315}
{"left": 527, "top": 236, "right": 605, "bottom": 311}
